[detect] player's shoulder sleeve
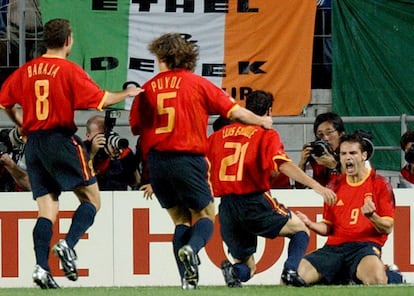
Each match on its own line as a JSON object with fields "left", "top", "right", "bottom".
{"left": 69, "top": 62, "right": 106, "bottom": 109}
{"left": 371, "top": 171, "right": 396, "bottom": 215}
{"left": 262, "top": 129, "right": 286, "bottom": 154}
{"left": 197, "top": 75, "right": 237, "bottom": 116}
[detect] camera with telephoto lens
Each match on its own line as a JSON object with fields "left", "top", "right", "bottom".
{"left": 405, "top": 143, "right": 414, "bottom": 163}
{"left": 104, "top": 110, "right": 129, "bottom": 150}
{"left": 309, "top": 139, "right": 333, "bottom": 157}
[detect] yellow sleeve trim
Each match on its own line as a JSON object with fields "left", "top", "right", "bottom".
{"left": 272, "top": 155, "right": 291, "bottom": 172}
{"left": 226, "top": 104, "right": 239, "bottom": 118}
{"left": 97, "top": 91, "right": 108, "bottom": 111}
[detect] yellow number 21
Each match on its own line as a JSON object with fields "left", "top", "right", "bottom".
{"left": 219, "top": 142, "right": 249, "bottom": 181}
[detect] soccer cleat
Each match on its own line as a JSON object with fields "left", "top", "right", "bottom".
{"left": 178, "top": 245, "right": 200, "bottom": 287}
{"left": 32, "top": 265, "right": 60, "bottom": 289}
{"left": 52, "top": 239, "right": 78, "bottom": 281}
{"left": 385, "top": 263, "right": 406, "bottom": 284}
{"left": 221, "top": 260, "right": 242, "bottom": 288}
{"left": 181, "top": 278, "right": 198, "bottom": 290}
{"left": 281, "top": 268, "right": 307, "bottom": 287}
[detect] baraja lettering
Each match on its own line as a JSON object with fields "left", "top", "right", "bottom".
{"left": 27, "top": 63, "right": 60, "bottom": 78}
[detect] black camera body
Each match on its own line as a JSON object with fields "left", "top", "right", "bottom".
{"left": 309, "top": 139, "right": 333, "bottom": 157}
{"left": 405, "top": 143, "right": 414, "bottom": 163}
{"left": 104, "top": 110, "right": 129, "bottom": 150}
{"left": 0, "top": 128, "right": 24, "bottom": 156}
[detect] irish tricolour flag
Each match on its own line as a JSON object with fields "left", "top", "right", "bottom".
{"left": 40, "top": 0, "right": 316, "bottom": 115}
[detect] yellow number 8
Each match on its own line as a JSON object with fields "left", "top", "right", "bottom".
{"left": 35, "top": 80, "right": 49, "bottom": 120}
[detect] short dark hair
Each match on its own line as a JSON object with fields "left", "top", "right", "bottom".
{"left": 400, "top": 131, "right": 414, "bottom": 150}
{"left": 339, "top": 133, "right": 374, "bottom": 159}
{"left": 245, "top": 90, "right": 274, "bottom": 116}
{"left": 212, "top": 116, "right": 232, "bottom": 132}
{"left": 148, "top": 33, "right": 198, "bottom": 71}
{"left": 43, "top": 18, "right": 72, "bottom": 49}
{"left": 313, "top": 112, "right": 345, "bottom": 136}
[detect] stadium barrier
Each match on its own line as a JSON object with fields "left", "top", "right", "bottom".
{"left": 0, "top": 189, "right": 412, "bottom": 288}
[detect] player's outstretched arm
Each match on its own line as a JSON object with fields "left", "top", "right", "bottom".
{"left": 279, "top": 161, "right": 337, "bottom": 206}
{"left": 229, "top": 106, "right": 273, "bottom": 129}
{"left": 103, "top": 86, "right": 144, "bottom": 108}
{"left": 296, "top": 210, "right": 331, "bottom": 236}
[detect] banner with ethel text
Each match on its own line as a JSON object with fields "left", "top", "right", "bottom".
{"left": 40, "top": 0, "right": 316, "bottom": 115}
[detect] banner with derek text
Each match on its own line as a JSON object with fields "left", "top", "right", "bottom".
{"left": 40, "top": 0, "right": 316, "bottom": 115}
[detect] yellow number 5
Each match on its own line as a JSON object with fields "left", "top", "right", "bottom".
{"left": 35, "top": 80, "right": 49, "bottom": 120}
{"left": 155, "top": 92, "right": 176, "bottom": 134}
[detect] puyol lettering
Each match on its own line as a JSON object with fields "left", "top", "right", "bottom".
{"left": 150, "top": 76, "right": 182, "bottom": 92}
{"left": 129, "top": 0, "right": 258, "bottom": 13}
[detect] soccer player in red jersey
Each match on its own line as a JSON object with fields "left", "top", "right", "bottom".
{"left": 129, "top": 33, "right": 273, "bottom": 289}
{"left": 0, "top": 18, "right": 142, "bottom": 289}
{"left": 207, "top": 90, "right": 337, "bottom": 287}
{"left": 297, "top": 133, "right": 399, "bottom": 285}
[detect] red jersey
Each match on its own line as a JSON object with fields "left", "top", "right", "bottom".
{"left": 129, "top": 69, "right": 237, "bottom": 156}
{"left": 324, "top": 169, "right": 395, "bottom": 246}
{"left": 0, "top": 54, "right": 106, "bottom": 135}
{"left": 207, "top": 122, "right": 291, "bottom": 196}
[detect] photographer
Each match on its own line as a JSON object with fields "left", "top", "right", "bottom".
{"left": 296, "top": 112, "right": 345, "bottom": 188}
{"left": 0, "top": 127, "right": 30, "bottom": 191}
{"left": 399, "top": 130, "right": 414, "bottom": 187}
{"left": 84, "top": 113, "right": 139, "bottom": 191}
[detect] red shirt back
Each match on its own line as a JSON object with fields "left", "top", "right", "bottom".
{"left": 0, "top": 55, "right": 106, "bottom": 134}
{"left": 207, "top": 122, "right": 291, "bottom": 196}
{"left": 129, "top": 69, "right": 237, "bottom": 156}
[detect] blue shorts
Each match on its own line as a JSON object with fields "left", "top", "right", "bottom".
{"left": 219, "top": 193, "right": 290, "bottom": 260}
{"left": 303, "top": 241, "right": 383, "bottom": 284}
{"left": 147, "top": 150, "right": 213, "bottom": 210}
{"left": 26, "top": 130, "right": 96, "bottom": 199}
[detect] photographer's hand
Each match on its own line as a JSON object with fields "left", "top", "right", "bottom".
{"left": 298, "top": 144, "right": 312, "bottom": 169}
{"left": 105, "top": 143, "right": 121, "bottom": 160}
{"left": 90, "top": 134, "right": 106, "bottom": 159}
